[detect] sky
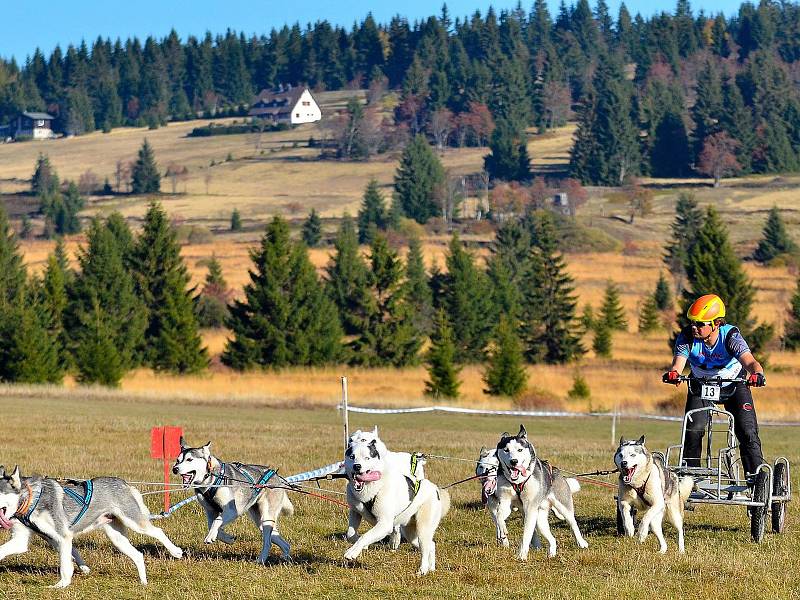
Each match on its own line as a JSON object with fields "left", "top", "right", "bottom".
{"left": 3, "top": 0, "right": 747, "bottom": 63}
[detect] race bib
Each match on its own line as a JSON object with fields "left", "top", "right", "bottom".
{"left": 700, "top": 384, "right": 721, "bottom": 401}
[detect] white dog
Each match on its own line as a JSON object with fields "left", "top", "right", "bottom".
{"left": 348, "top": 427, "right": 426, "bottom": 480}
{"left": 615, "top": 435, "right": 694, "bottom": 553}
{"left": 489, "top": 425, "right": 589, "bottom": 560}
{"left": 343, "top": 437, "right": 450, "bottom": 575}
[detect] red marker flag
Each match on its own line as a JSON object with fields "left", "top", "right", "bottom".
{"left": 150, "top": 426, "right": 183, "bottom": 512}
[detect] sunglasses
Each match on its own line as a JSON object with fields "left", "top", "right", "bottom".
{"left": 691, "top": 321, "right": 713, "bottom": 328}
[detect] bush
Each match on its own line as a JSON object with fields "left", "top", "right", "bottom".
{"left": 567, "top": 372, "right": 591, "bottom": 400}
{"left": 195, "top": 295, "right": 230, "bottom": 328}
{"left": 175, "top": 224, "right": 213, "bottom": 244}
{"left": 513, "top": 387, "right": 565, "bottom": 411}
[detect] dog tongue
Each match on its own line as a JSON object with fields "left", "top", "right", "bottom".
{"left": 0, "top": 508, "right": 12, "bottom": 530}
{"left": 355, "top": 471, "right": 381, "bottom": 483}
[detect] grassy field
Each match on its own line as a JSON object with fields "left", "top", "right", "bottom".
{"left": 0, "top": 392, "right": 796, "bottom": 599}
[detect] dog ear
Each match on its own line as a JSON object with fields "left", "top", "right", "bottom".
{"left": 179, "top": 436, "right": 187, "bottom": 450}
{"left": 0, "top": 465, "right": 4, "bottom": 478}
{"left": 517, "top": 424, "right": 527, "bottom": 439}
{"left": 619, "top": 436, "right": 625, "bottom": 446}
{"left": 637, "top": 435, "right": 646, "bottom": 445}
{"left": 202, "top": 441, "right": 212, "bottom": 458}
{"left": 371, "top": 425, "right": 379, "bottom": 436}
{"left": 10, "top": 466, "right": 20, "bottom": 490}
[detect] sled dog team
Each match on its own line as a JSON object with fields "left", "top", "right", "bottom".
{"left": 0, "top": 427, "right": 693, "bottom": 587}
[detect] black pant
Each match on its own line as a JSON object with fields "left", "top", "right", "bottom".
{"left": 682, "top": 381, "right": 765, "bottom": 477}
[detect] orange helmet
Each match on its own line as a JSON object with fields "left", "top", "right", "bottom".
{"left": 687, "top": 294, "right": 726, "bottom": 322}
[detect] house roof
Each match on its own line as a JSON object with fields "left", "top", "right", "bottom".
{"left": 22, "top": 111, "right": 54, "bottom": 120}
{"left": 248, "top": 106, "right": 292, "bottom": 118}
{"left": 251, "top": 87, "right": 307, "bottom": 109}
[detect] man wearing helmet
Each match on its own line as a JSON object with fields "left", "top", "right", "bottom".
{"left": 662, "top": 294, "right": 767, "bottom": 478}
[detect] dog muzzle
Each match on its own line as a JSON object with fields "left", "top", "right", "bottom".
{"left": 180, "top": 471, "right": 197, "bottom": 488}
{"left": 509, "top": 465, "right": 528, "bottom": 481}
{"left": 0, "top": 507, "right": 14, "bottom": 530}
{"left": 482, "top": 476, "right": 497, "bottom": 500}
{"left": 352, "top": 471, "right": 381, "bottom": 492}
{"left": 622, "top": 466, "right": 637, "bottom": 484}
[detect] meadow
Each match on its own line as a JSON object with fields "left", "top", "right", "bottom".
{"left": 0, "top": 391, "right": 796, "bottom": 599}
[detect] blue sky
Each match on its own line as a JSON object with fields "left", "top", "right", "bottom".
{"left": 3, "top": 0, "right": 746, "bottom": 63}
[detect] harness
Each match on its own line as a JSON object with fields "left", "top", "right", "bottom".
{"left": 633, "top": 471, "right": 652, "bottom": 505}
{"left": 62, "top": 480, "right": 94, "bottom": 526}
{"left": 233, "top": 463, "right": 277, "bottom": 505}
{"left": 509, "top": 460, "right": 553, "bottom": 499}
{"left": 200, "top": 460, "right": 227, "bottom": 510}
{"left": 14, "top": 482, "right": 43, "bottom": 531}
{"left": 410, "top": 453, "right": 420, "bottom": 477}
{"left": 361, "top": 475, "right": 421, "bottom": 518}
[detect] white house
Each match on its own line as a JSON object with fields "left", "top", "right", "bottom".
{"left": 248, "top": 86, "right": 322, "bottom": 125}
{"left": 13, "top": 111, "right": 55, "bottom": 140}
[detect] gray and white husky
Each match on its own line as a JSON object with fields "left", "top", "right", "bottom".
{"left": 488, "top": 425, "right": 589, "bottom": 560}
{"left": 0, "top": 465, "right": 183, "bottom": 588}
{"left": 476, "top": 447, "right": 499, "bottom": 504}
{"left": 348, "top": 427, "right": 426, "bottom": 480}
{"left": 172, "top": 437, "right": 294, "bottom": 563}
{"left": 344, "top": 435, "right": 450, "bottom": 576}
{"left": 615, "top": 436, "right": 694, "bottom": 553}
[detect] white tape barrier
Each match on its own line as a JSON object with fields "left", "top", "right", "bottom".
{"left": 339, "top": 404, "right": 800, "bottom": 427}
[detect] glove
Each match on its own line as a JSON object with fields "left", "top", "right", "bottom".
{"left": 662, "top": 370, "right": 680, "bottom": 385}
{"left": 747, "top": 373, "right": 766, "bottom": 387}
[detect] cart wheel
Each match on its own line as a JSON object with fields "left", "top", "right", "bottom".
{"left": 771, "top": 462, "right": 788, "bottom": 534}
{"left": 750, "top": 471, "right": 769, "bottom": 543}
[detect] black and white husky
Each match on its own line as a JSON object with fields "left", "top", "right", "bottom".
{"left": 488, "top": 425, "right": 589, "bottom": 559}
{"left": 615, "top": 436, "right": 694, "bottom": 553}
{"left": 0, "top": 466, "right": 183, "bottom": 588}
{"left": 343, "top": 434, "right": 450, "bottom": 575}
{"left": 172, "top": 437, "right": 294, "bottom": 563}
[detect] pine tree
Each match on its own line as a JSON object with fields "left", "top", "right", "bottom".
{"left": 131, "top": 138, "right": 160, "bottom": 194}
{"left": 302, "top": 208, "right": 323, "bottom": 247}
{"left": 753, "top": 206, "right": 797, "bottom": 263}
{"left": 31, "top": 154, "right": 60, "bottom": 196}
{"left": 129, "top": 202, "right": 207, "bottom": 373}
{"left": 325, "top": 215, "right": 370, "bottom": 337}
{"left": 348, "top": 235, "right": 421, "bottom": 366}
{"left": 424, "top": 309, "right": 461, "bottom": 399}
{"left": 440, "top": 233, "right": 494, "bottom": 362}
{"left": 691, "top": 61, "right": 724, "bottom": 161}
{"left": 592, "top": 321, "right": 612, "bottom": 357}
{"left": 357, "top": 179, "right": 387, "bottom": 243}
{"left": 483, "top": 118, "right": 532, "bottom": 182}
{"left": 405, "top": 234, "right": 434, "bottom": 337}
{"left": 599, "top": 281, "right": 628, "bottom": 331}
{"left": 638, "top": 293, "right": 661, "bottom": 333}
{"left": 520, "top": 211, "right": 584, "bottom": 363}
{"left": 6, "top": 286, "right": 64, "bottom": 383}
{"left": 663, "top": 192, "right": 703, "bottom": 283}
{"left": 40, "top": 251, "right": 70, "bottom": 369}
{"left": 0, "top": 207, "right": 28, "bottom": 380}
{"left": 394, "top": 135, "right": 446, "bottom": 224}
{"left": 654, "top": 271, "right": 673, "bottom": 310}
{"left": 230, "top": 208, "right": 242, "bottom": 231}
{"left": 784, "top": 277, "right": 800, "bottom": 351}
{"left": 196, "top": 254, "right": 230, "bottom": 328}
{"left": 223, "top": 216, "right": 343, "bottom": 368}
{"left": 683, "top": 206, "right": 773, "bottom": 350}
{"left": 104, "top": 212, "right": 134, "bottom": 263}
{"left": 483, "top": 315, "right": 528, "bottom": 397}
{"left": 650, "top": 110, "right": 690, "bottom": 177}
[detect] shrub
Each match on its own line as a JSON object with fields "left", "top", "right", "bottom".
{"left": 567, "top": 372, "right": 591, "bottom": 400}
{"left": 513, "top": 387, "right": 565, "bottom": 411}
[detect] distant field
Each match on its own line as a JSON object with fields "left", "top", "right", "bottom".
{"left": 0, "top": 393, "right": 796, "bottom": 599}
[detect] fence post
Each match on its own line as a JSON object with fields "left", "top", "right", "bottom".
{"left": 341, "top": 376, "right": 349, "bottom": 452}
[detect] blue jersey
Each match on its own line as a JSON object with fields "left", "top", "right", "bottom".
{"left": 674, "top": 324, "right": 750, "bottom": 382}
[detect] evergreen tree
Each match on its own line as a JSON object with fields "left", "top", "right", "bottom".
{"left": 424, "top": 309, "right": 461, "bottom": 399}
{"left": 394, "top": 135, "right": 446, "bottom": 224}
{"left": 104, "top": 212, "right": 134, "bottom": 263}
{"left": 42, "top": 181, "right": 84, "bottom": 236}
{"left": 599, "top": 281, "right": 628, "bottom": 331}
{"left": 0, "top": 207, "right": 28, "bottom": 380}
{"left": 654, "top": 271, "right": 673, "bottom": 310}
{"left": 6, "top": 286, "right": 64, "bottom": 383}
{"left": 302, "top": 208, "right": 323, "bottom": 247}
{"left": 40, "top": 251, "right": 70, "bottom": 369}
{"left": 195, "top": 254, "right": 230, "bottom": 328}
{"left": 650, "top": 110, "right": 690, "bottom": 177}
{"left": 129, "top": 202, "right": 207, "bottom": 373}
{"left": 439, "top": 233, "right": 494, "bottom": 362}
{"left": 348, "top": 235, "right": 421, "bottom": 366}
{"left": 784, "top": 277, "right": 800, "bottom": 351}
{"left": 520, "top": 211, "right": 584, "bottom": 363}
{"left": 592, "top": 321, "right": 612, "bottom": 357}
{"left": 325, "top": 215, "right": 370, "bottom": 337}
{"left": 638, "top": 293, "right": 661, "bottom": 333}
{"left": 753, "top": 206, "right": 797, "bottom": 263}
{"left": 357, "top": 179, "right": 387, "bottom": 243}
{"left": 223, "top": 216, "right": 343, "bottom": 368}
{"left": 483, "top": 118, "right": 532, "bottom": 182}
{"left": 31, "top": 154, "right": 60, "bottom": 196}
{"left": 405, "top": 234, "right": 434, "bottom": 337}
{"left": 683, "top": 206, "right": 773, "bottom": 350}
{"left": 131, "top": 138, "right": 161, "bottom": 194}
{"left": 74, "top": 299, "right": 126, "bottom": 386}
{"left": 483, "top": 315, "right": 528, "bottom": 397}
{"left": 691, "top": 61, "right": 724, "bottom": 161}
{"left": 230, "top": 208, "right": 243, "bottom": 231}
{"left": 663, "top": 192, "right": 703, "bottom": 282}
{"left": 720, "top": 76, "right": 755, "bottom": 174}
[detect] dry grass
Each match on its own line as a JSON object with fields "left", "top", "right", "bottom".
{"left": 0, "top": 392, "right": 796, "bottom": 599}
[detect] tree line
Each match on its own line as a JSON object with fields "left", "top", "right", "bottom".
{"left": 2, "top": 1, "right": 800, "bottom": 180}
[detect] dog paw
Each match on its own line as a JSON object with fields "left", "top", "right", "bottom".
{"left": 79, "top": 565, "right": 91, "bottom": 574}
{"left": 344, "top": 548, "right": 361, "bottom": 562}
{"left": 578, "top": 539, "right": 589, "bottom": 549}
{"left": 516, "top": 552, "right": 529, "bottom": 561}
{"left": 218, "top": 532, "right": 236, "bottom": 545}
{"left": 49, "top": 580, "right": 71, "bottom": 589}
{"left": 658, "top": 546, "right": 667, "bottom": 554}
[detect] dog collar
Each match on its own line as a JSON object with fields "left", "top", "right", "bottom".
{"left": 14, "top": 481, "right": 42, "bottom": 524}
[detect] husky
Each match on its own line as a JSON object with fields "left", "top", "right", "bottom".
{"left": 343, "top": 436, "right": 450, "bottom": 576}
{"left": 348, "top": 427, "right": 426, "bottom": 480}
{"left": 615, "top": 435, "right": 694, "bottom": 554}
{"left": 488, "top": 425, "right": 589, "bottom": 560}
{"left": 476, "top": 447, "right": 499, "bottom": 504}
{"left": 172, "top": 437, "right": 294, "bottom": 563}
{"left": 0, "top": 466, "right": 183, "bottom": 588}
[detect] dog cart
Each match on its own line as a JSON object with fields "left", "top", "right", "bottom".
{"left": 658, "top": 376, "right": 791, "bottom": 542}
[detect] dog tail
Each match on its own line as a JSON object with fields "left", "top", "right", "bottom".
{"left": 679, "top": 476, "right": 694, "bottom": 505}
{"left": 438, "top": 487, "right": 451, "bottom": 518}
{"left": 566, "top": 477, "right": 581, "bottom": 495}
{"left": 281, "top": 494, "right": 294, "bottom": 517}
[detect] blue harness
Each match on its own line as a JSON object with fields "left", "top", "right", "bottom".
{"left": 234, "top": 463, "right": 277, "bottom": 504}
{"left": 62, "top": 480, "right": 94, "bottom": 526}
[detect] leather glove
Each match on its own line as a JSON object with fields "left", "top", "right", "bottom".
{"left": 747, "top": 373, "right": 766, "bottom": 387}
{"left": 662, "top": 370, "right": 680, "bottom": 385}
